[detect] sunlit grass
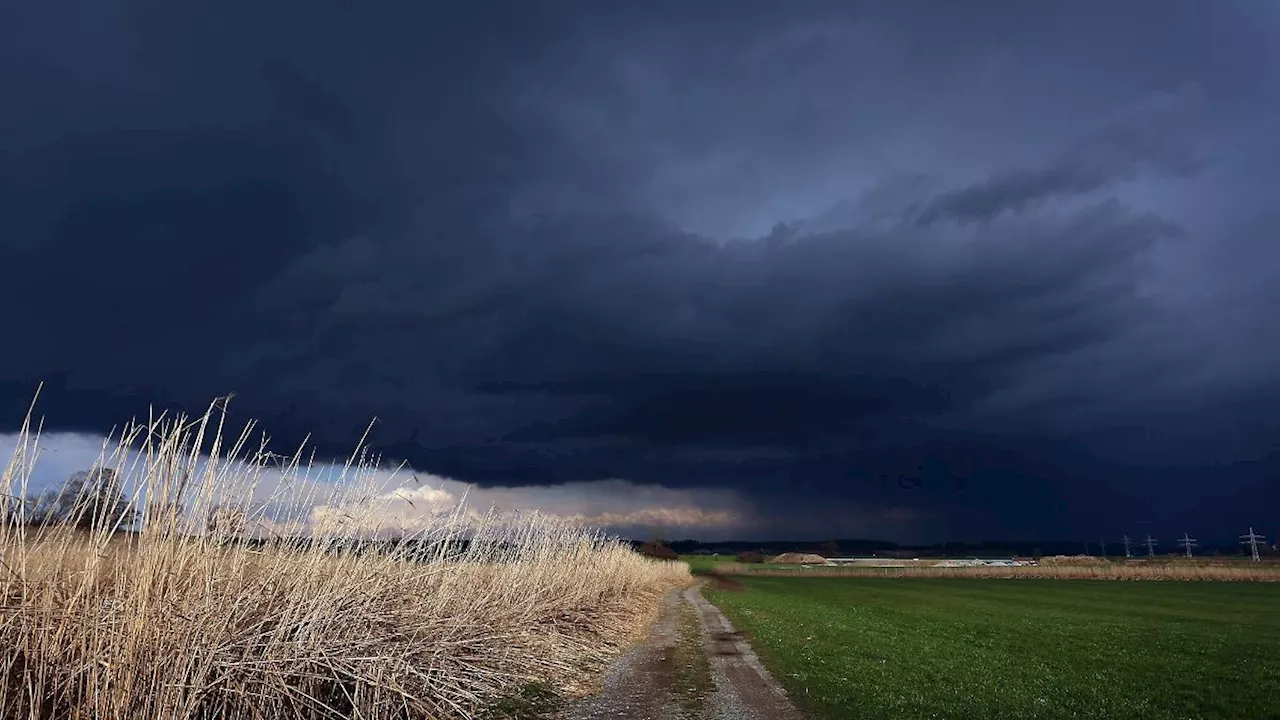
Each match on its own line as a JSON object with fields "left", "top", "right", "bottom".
{"left": 677, "top": 553, "right": 738, "bottom": 575}
{"left": 706, "top": 577, "right": 1280, "bottom": 720}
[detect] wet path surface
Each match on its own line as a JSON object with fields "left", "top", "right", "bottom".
{"left": 563, "top": 579, "right": 805, "bottom": 720}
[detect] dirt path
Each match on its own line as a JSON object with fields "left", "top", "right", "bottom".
{"left": 563, "top": 579, "right": 804, "bottom": 720}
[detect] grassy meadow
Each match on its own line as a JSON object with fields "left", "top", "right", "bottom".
{"left": 678, "top": 553, "right": 738, "bottom": 575}
{"left": 705, "top": 577, "right": 1280, "bottom": 720}
{"left": 0, "top": 405, "right": 690, "bottom": 719}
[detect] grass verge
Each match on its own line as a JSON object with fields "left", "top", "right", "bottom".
{"left": 705, "top": 577, "right": 1280, "bottom": 720}
{"left": 477, "top": 682, "right": 564, "bottom": 719}
{"left": 671, "top": 597, "right": 714, "bottom": 718}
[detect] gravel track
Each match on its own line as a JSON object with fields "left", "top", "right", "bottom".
{"left": 563, "top": 579, "right": 804, "bottom": 720}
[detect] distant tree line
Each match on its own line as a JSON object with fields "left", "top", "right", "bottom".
{"left": 4, "top": 467, "right": 136, "bottom": 531}
{"left": 2, "top": 468, "right": 242, "bottom": 538}
{"left": 636, "top": 539, "right": 678, "bottom": 560}
{"left": 643, "top": 537, "right": 1276, "bottom": 559}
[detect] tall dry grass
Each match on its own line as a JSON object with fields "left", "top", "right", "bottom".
{"left": 714, "top": 562, "right": 1280, "bottom": 581}
{"left": 1, "top": 401, "right": 690, "bottom": 719}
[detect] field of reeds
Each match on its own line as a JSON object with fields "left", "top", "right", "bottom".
{"left": 710, "top": 560, "right": 1280, "bottom": 581}
{"left": 1, "top": 402, "right": 690, "bottom": 719}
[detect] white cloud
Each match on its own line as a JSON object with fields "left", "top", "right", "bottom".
{"left": 0, "top": 431, "right": 756, "bottom": 540}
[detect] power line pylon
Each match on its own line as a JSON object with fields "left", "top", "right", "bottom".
{"left": 1177, "top": 532, "right": 1198, "bottom": 558}
{"left": 1240, "top": 527, "right": 1267, "bottom": 563}
{"left": 1122, "top": 535, "right": 1132, "bottom": 558}
{"left": 1143, "top": 535, "right": 1157, "bottom": 557}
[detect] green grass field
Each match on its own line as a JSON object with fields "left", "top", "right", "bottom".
{"left": 678, "top": 553, "right": 736, "bottom": 575}
{"left": 704, "top": 578, "right": 1280, "bottom": 720}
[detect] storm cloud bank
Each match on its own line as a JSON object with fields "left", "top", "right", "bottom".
{"left": 2, "top": 1, "right": 1278, "bottom": 541}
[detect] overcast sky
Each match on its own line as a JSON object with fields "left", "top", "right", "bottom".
{"left": 2, "top": 1, "right": 1278, "bottom": 543}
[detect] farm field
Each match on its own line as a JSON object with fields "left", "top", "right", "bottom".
{"left": 678, "top": 553, "right": 838, "bottom": 575}
{"left": 678, "top": 553, "right": 738, "bottom": 575}
{"left": 704, "top": 577, "right": 1280, "bottom": 720}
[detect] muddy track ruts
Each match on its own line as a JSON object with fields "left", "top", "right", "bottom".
{"left": 563, "top": 579, "right": 804, "bottom": 720}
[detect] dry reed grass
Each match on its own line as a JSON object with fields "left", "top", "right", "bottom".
{"left": 713, "top": 562, "right": 1280, "bottom": 581}
{"left": 1, "top": 401, "right": 690, "bottom": 719}
{"left": 1037, "top": 554, "right": 1109, "bottom": 565}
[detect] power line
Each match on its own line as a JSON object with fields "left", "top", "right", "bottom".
{"left": 1240, "top": 527, "right": 1267, "bottom": 563}
{"left": 1143, "top": 535, "right": 1157, "bottom": 557}
{"left": 1177, "top": 532, "right": 1198, "bottom": 558}
{"left": 1122, "top": 535, "right": 1132, "bottom": 558}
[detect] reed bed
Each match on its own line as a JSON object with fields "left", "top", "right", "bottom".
{"left": 713, "top": 562, "right": 1280, "bottom": 581}
{"left": 0, "top": 402, "right": 690, "bottom": 719}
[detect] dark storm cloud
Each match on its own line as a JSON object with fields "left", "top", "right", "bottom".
{"left": 2, "top": 0, "right": 1278, "bottom": 541}
{"left": 918, "top": 86, "right": 1205, "bottom": 225}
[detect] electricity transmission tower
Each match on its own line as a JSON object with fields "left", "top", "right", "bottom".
{"left": 1122, "top": 535, "right": 1133, "bottom": 558}
{"left": 1240, "top": 527, "right": 1267, "bottom": 562}
{"left": 1177, "top": 532, "right": 1198, "bottom": 558}
{"left": 1143, "top": 535, "right": 1158, "bottom": 557}
{"left": 1100, "top": 539, "right": 1107, "bottom": 557}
